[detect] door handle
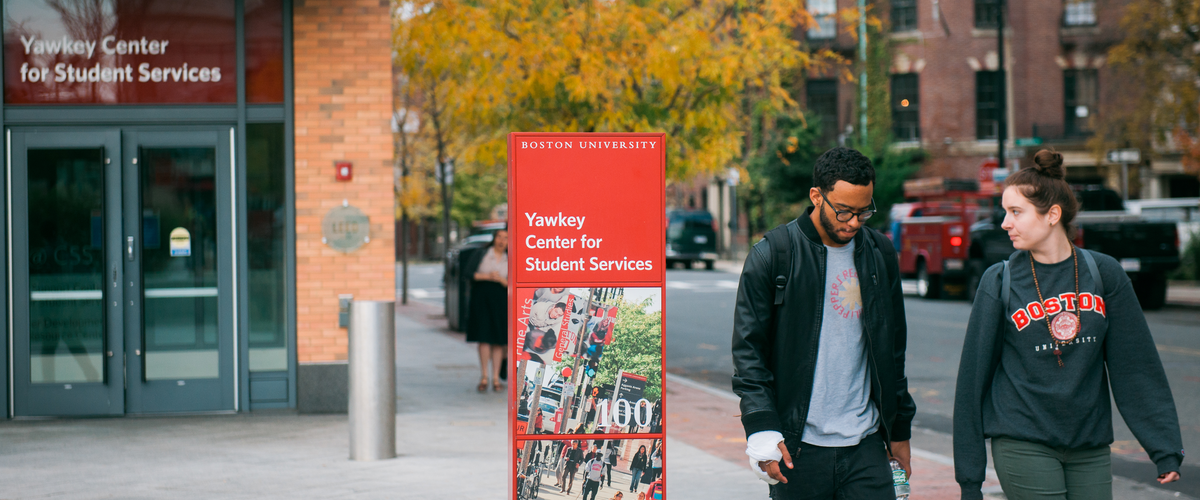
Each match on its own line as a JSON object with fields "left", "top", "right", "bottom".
{"left": 127, "top": 236, "right": 135, "bottom": 261}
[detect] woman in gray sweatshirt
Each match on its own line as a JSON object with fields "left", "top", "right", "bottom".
{"left": 953, "top": 150, "right": 1183, "bottom": 500}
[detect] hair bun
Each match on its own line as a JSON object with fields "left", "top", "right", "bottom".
{"left": 1031, "top": 149, "right": 1065, "bottom": 180}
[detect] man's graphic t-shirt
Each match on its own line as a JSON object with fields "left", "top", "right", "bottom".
{"left": 830, "top": 264, "right": 862, "bottom": 319}
{"left": 801, "top": 239, "right": 880, "bottom": 447}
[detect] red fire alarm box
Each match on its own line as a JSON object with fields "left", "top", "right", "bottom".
{"left": 335, "top": 161, "right": 352, "bottom": 181}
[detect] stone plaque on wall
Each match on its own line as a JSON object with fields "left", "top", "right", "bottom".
{"left": 322, "top": 204, "right": 370, "bottom": 253}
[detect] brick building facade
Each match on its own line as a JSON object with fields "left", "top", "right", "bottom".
{"left": 294, "top": 0, "right": 395, "bottom": 364}
{"left": 1, "top": 0, "right": 396, "bottom": 418}
{"left": 808, "top": 0, "right": 1199, "bottom": 198}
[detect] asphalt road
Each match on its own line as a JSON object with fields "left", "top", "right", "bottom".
{"left": 661, "top": 267, "right": 1200, "bottom": 498}
{"left": 399, "top": 261, "right": 1200, "bottom": 496}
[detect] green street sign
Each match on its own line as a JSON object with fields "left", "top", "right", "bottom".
{"left": 1014, "top": 137, "right": 1043, "bottom": 146}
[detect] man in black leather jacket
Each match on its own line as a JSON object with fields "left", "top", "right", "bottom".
{"left": 731, "top": 147, "right": 916, "bottom": 499}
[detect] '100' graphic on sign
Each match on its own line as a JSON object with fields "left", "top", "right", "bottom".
{"left": 595, "top": 398, "right": 656, "bottom": 429}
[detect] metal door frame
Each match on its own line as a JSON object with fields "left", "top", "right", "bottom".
{"left": 122, "top": 127, "right": 236, "bottom": 414}
{"left": 9, "top": 128, "right": 124, "bottom": 417}
{"left": 7, "top": 126, "right": 238, "bottom": 416}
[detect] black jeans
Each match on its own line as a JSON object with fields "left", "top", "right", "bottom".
{"left": 582, "top": 478, "right": 601, "bottom": 500}
{"left": 769, "top": 432, "right": 894, "bottom": 500}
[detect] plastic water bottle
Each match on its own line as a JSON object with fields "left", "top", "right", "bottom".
{"left": 890, "top": 459, "right": 910, "bottom": 499}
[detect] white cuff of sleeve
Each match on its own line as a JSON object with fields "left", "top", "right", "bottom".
{"left": 746, "top": 430, "right": 785, "bottom": 485}
{"left": 746, "top": 430, "right": 785, "bottom": 462}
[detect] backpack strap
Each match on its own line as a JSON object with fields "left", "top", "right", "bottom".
{"left": 763, "top": 223, "right": 795, "bottom": 306}
{"left": 1080, "top": 248, "right": 1104, "bottom": 296}
{"left": 1001, "top": 259, "right": 1011, "bottom": 308}
{"left": 1000, "top": 249, "right": 1101, "bottom": 307}
{"left": 1000, "top": 250, "right": 1024, "bottom": 308}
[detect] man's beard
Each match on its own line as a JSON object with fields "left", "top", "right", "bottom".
{"left": 819, "top": 205, "right": 856, "bottom": 245}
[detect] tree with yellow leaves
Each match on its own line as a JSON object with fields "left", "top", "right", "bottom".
{"left": 395, "top": 0, "right": 841, "bottom": 242}
{"left": 1091, "top": 0, "right": 1200, "bottom": 178}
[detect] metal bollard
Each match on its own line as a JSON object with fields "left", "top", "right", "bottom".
{"left": 348, "top": 300, "right": 396, "bottom": 461}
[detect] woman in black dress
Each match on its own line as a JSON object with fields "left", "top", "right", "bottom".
{"left": 466, "top": 229, "right": 508, "bottom": 392}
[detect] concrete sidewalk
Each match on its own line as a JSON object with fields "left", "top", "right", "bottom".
{"left": 0, "top": 301, "right": 1191, "bottom": 499}
{"left": 0, "top": 302, "right": 769, "bottom": 499}
{"left": 0, "top": 303, "right": 512, "bottom": 499}
{"left": 1168, "top": 280, "right": 1200, "bottom": 307}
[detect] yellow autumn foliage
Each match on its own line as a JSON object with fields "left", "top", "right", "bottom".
{"left": 395, "top": 0, "right": 834, "bottom": 182}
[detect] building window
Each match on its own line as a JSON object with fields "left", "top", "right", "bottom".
{"left": 808, "top": 0, "right": 837, "bottom": 40}
{"left": 975, "top": 0, "right": 1001, "bottom": 28}
{"left": 976, "top": 71, "right": 1001, "bottom": 140}
{"left": 893, "top": 0, "right": 917, "bottom": 32}
{"left": 247, "top": 123, "right": 288, "bottom": 373}
{"left": 806, "top": 79, "right": 839, "bottom": 145}
{"left": 1063, "top": 0, "right": 1096, "bottom": 26}
{"left": 892, "top": 74, "right": 920, "bottom": 141}
{"left": 1064, "top": 69, "right": 1097, "bottom": 136}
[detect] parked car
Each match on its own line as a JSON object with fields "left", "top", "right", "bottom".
{"left": 665, "top": 209, "right": 718, "bottom": 270}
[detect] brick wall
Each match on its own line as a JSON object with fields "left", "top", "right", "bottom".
{"left": 293, "top": 0, "right": 395, "bottom": 363}
{"left": 892, "top": 0, "right": 1130, "bottom": 179}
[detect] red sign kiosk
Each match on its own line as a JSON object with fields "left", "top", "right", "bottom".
{"left": 509, "top": 133, "right": 667, "bottom": 499}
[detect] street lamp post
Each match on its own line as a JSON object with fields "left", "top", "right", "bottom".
{"left": 858, "top": 0, "right": 867, "bottom": 146}
{"left": 997, "top": 0, "right": 1006, "bottom": 166}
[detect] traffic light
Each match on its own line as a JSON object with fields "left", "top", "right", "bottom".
{"left": 585, "top": 366, "right": 596, "bottom": 378}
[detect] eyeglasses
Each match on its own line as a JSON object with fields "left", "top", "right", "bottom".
{"left": 818, "top": 190, "right": 876, "bottom": 222}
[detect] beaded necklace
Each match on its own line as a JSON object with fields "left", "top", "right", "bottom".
{"left": 1029, "top": 246, "right": 1081, "bottom": 367}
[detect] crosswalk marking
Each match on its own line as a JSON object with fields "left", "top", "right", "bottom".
{"left": 669, "top": 280, "right": 930, "bottom": 296}
{"left": 666, "top": 280, "right": 740, "bottom": 292}
{"left": 409, "top": 288, "right": 445, "bottom": 299}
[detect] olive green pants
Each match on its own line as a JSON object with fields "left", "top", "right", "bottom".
{"left": 991, "top": 437, "right": 1112, "bottom": 500}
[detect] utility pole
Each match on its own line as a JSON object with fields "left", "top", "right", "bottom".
{"left": 858, "top": 0, "right": 868, "bottom": 146}
{"left": 397, "top": 111, "right": 411, "bottom": 306}
{"left": 428, "top": 86, "right": 453, "bottom": 267}
{"left": 997, "top": 0, "right": 1006, "bottom": 166}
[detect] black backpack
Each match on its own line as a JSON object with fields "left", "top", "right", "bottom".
{"left": 762, "top": 223, "right": 796, "bottom": 308}
{"left": 761, "top": 220, "right": 888, "bottom": 308}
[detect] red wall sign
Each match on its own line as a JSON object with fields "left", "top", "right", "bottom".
{"left": 3, "top": 0, "right": 238, "bottom": 104}
{"left": 509, "top": 133, "right": 668, "bottom": 499}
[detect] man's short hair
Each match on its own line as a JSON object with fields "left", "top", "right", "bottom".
{"left": 812, "top": 147, "right": 875, "bottom": 192}
{"left": 553, "top": 302, "right": 567, "bottom": 312}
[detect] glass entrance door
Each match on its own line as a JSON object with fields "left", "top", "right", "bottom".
{"left": 123, "top": 130, "right": 234, "bottom": 413}
{"left": 10, "top": 128, "right": 235, "bottom": 416}
{"left": 11, "top": 130, "right": 124, "bottom": 416}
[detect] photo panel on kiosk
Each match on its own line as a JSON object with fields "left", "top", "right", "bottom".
{"left": 514, "top": 287, "right": 663, "bottom": 437}
{"left": 508, "top": 133, "right": 666, "bottom": 500}
{"left": 514, "top": 437, "right": 665, "bottom": 500}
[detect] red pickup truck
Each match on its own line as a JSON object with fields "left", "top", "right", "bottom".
{"left": 890, "top": 176, "right": 1180, "bottom": 308}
